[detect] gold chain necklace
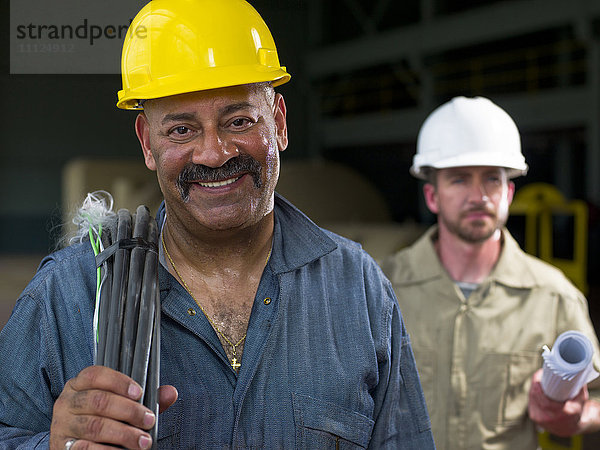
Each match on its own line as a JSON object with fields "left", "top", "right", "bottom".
{"left": 161, "top": 233, "right": 271, "bottom": 371}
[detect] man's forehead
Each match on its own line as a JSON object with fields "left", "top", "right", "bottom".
{"left": 144, "top": 84, "right": 270, "bottom": 118}
{"left": 440, "top": 165, "right": 506, "bottom": 176}
{"left": 155, "top": 102, "right": 258, "bottom": 126}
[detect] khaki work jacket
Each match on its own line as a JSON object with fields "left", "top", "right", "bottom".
{"left": 382, "top": 226, "right": 600, "bottom": 450}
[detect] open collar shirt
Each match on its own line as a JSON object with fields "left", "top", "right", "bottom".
{"left": 0, "top": 194, "right": 434, "bottom": 449}
{"left": 382, "top": 225, "right": 600, "bottom": 450}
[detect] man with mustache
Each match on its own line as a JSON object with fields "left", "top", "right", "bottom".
{"left": 0, "top": 0, "right": 434, "bottom": 449}
{"left": 382, "top": 96, "right": 600, "bottom": 449}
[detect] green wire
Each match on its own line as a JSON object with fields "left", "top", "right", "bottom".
{"left": 88, "top": 224, "right": 103, "bottom": 288}
{"left": 89, "top": 224, "right": 103, "bottom": 346}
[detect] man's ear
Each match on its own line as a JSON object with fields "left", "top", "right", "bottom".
{"left": 273, "top": 93, "right": 288, "bottom": 152}
{"left": 135, "top": 113, "right": 157, "bottom": 171}
{"left": 423, "top": 183, "right": 440, "bottom": 215}
{"left": 507, "top": 180, "right": 516, "bottom": 205}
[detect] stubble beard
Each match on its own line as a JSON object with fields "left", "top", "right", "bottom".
{"left": 441, "top": 208, "right": 507, "bottom": 244}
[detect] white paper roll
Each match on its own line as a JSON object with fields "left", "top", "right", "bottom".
{"left": 541, "top": 330, "right": 599, "bottom": 402}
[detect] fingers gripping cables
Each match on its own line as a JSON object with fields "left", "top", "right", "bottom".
{"left": 89, "top": 203, "right": 160, "bottom": 447}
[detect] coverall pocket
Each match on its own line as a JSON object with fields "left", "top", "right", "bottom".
{"left": 292, "top": 393, "right": 374, "bottom": 449}
{"left": 479, "top": 352, "right": 541, "bottom": 428}
{"left": 502, "top": 352, "right": 542, "bottom": 425}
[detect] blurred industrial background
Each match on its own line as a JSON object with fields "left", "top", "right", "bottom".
{"left": 1, "top": 0, "right": 600, "bottom": 358}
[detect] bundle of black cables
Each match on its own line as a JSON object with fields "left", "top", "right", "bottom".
{"left": 92, "top": 205, "right": 160, "bottom": 446}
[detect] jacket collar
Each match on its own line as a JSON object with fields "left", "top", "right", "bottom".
{"left": 408, "top": 225, "right": 539, "bottom": 289}
{"left": 489, "top": 229, "right": 540, "bottom": 289}
{"left": 270, "top": 193, "right": 338, "bottom": 274}
{"left": 406, "top": 226, "right": 446, "bottom": 283}
{"left": 155, "top": 193, "right": 338, "bottom": 276}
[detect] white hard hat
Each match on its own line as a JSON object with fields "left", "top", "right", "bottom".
{"left": 411, "top": 96, "right": 528, "bottom": 180}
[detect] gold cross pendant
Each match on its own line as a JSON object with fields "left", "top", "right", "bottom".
{"left": 231, "top": 357, "right": 241, "bottom": 371}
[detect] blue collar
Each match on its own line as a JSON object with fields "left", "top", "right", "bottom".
{"left": 155, "top": 193, "right": 337, "bottom": 275}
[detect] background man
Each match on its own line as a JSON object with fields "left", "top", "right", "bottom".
{"left": 382, "top": 95, "right": 600, "bottom": 449}
{"left": 0, "top": 0, "right": 434, "bottom": 448}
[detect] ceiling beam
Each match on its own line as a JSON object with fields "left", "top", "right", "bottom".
{"left": 307, "top": 0, "right": 600, "bottom": 78}
{"left": 319, "top": 87, "right": 592, "bottom": 147}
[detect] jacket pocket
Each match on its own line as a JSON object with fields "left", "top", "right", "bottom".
{"left": 502, "top": 352, "right": 542, "bottom": 425}
{"left": 292, "top": 393, "right": 375, "bottom": 449}
{"left": 479, "top": 351, "right": 541, "bottom": 428}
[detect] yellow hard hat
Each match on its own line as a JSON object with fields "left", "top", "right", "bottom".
{"left": 116, "top": 0, "right": 291, "bottom": 110}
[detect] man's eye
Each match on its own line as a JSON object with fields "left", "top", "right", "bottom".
{"left": 172, "top": 126, "right": 190, "bottom": 135}
{"left": 230, "top": 117, "right": 254, "bottom": 128}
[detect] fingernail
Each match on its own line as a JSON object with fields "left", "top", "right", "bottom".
{"left": 128, "top": 383, "right": 142, "bottom": 399}
{"left": 143, "top": 411, "right": 156, "bottom": 427}
{"left": 139, "top": 434, "right": 152, "bottom": 449}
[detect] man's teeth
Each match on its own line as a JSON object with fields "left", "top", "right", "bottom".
{"left": 198, "top": 176, "right": 241, "bottom": 188}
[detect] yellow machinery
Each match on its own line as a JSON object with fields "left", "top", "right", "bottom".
{"left": 537, "top": 432, "right": 582, "bottom": 450}
{"left": 510, "top": 182, "right": 588, "bottom": 295}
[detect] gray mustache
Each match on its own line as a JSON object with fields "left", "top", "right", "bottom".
{"left": 176, "top": 155, "right": 262, "bottom": 201}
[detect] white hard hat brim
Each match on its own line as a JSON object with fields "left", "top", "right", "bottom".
{"left": 411, "top": 150, "right": 528, "bottom": 180}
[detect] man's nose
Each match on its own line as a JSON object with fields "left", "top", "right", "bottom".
{"left": 191, "top": 128, "right": 239, "bottom": 168}
{"left": 468, "top": 181, "right": 490, "bottom": 203}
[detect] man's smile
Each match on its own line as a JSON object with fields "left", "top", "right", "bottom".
{"left": 177, "top": 156, "right": 262, "bottom": 201}
{"left": 196, "top": 175, "right": 243, "bottom": 188}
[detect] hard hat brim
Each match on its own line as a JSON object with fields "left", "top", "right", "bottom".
{"left": 411, "top": 150, "right": 528, "bottom": 180}
{"left": 117, "top": 65, "right": 291, "bottom": 110}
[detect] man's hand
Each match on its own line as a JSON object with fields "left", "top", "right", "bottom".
{"left": 49, "top": 365, "right": 178, "bottom": 449}
{"left": 528, "top": 368, "right": 600, "bottom": 436}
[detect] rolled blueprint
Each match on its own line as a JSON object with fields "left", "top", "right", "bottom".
{"left": 541, "top": 330, "right": 599, "bottom": 402}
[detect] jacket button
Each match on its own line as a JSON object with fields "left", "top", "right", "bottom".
{"left": 264, "top": 297, "right": 272, "bottom": 305}
{"left": 188, "top": 308, "right": 197, "bottom": 316}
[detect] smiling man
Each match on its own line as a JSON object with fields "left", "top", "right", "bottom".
{"left": 137, "top": 84, "right": 285, "bottom": 236}
{"left": 135, "top": 83, "right": 286, "bottom": 373}
{"left": 0, "top": 1, "right": 434, "bottom": 448}
{"left": 382, "top": 96, "right": 600, "bottom": 449}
